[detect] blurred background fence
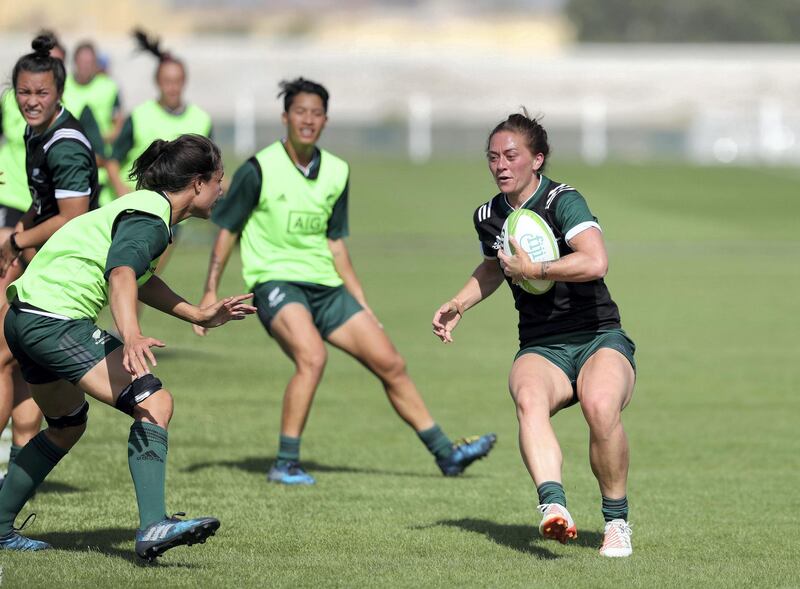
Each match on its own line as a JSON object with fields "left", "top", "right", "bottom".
{"left": 1, "top": 0, "right": 800, "bottom": 164}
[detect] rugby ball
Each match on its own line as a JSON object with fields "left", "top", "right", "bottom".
{"left": 502, "top": 209, "right": 559, "bottom": 295}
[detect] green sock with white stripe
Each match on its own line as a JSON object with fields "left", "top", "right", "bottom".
{"left": 128, "top": 422, "right": 168, "bottom": 530}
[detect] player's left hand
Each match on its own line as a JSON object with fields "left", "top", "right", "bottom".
{"left": 497, "top": 237, "right": 529, "bottom": 285}
{"left": 196, "top": 293, "right": 257, "bottom": 328}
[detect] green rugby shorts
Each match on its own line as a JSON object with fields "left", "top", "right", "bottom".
{"left": 4, "top": 304, "right": 122, "bottom": 384}
{"left": 515, "top": 328, "right": 636, "bottom": 406}
{"left": 252, "top": 280, "right": 363, "bottom": 338}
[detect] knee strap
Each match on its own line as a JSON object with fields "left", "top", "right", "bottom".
{"left": 115, "top": 374, "right": 164, "bottom": 417}
{"left": 45, "top": 400, "right": 89, "bottom": 429}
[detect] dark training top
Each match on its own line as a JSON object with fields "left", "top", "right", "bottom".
{"left": 24, "top": 107, "right": 99, "bottom": 226}
{"left": 473, "top": 175, "right": 622, "bottom": 347}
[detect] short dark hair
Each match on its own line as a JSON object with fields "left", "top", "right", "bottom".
{"left": 487, "top": 109, "right": 551, "bottom": 172}
{"left": 278, "top": 77, "right": 329, "bottom": 113}
{"left": 12, "top": 32, "right": 67, "bottom": 94}
{"left": 129, "top": 134, "right": 222, "bottom": 192}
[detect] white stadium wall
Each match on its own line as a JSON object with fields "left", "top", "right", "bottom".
{"left": 2, "top": 34, "right": 799, "bottom": 164}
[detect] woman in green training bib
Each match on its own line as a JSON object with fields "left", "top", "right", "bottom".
{"left": 197, "top": 77, "right": 495, "bottom": 486}
{"left": 62, "top": 40, "right": 124, "bottom": 206}
{"left": 0, "top": 133, "right": 256, "bottom": 560}
{"left": 0, "top": 33, "right": 94, "bottom": 489}
{"left": 432, "top": 112, "right": 637, "bottom": 558}
{"left": 106, "top": 30, "right": 212, "bottom": 198}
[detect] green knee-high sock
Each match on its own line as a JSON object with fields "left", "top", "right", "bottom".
{"left": 602, "top": 495, "right": 629, "bottom": 522}
{"left": 537, "top": 481, "right": 567, "bottom": 507}
{"left": 276, "top": 435, "right": 301, "bottom": 466}
{"left": 0, "top": 432, "right": 68, "bottom": 535}
{"left": 8, "top": 444, "right": 22, "bottom": 466}
{"left": 128, "top": 422, "right": 168, "bottom": 530}
{"left": 417, "top": 424, "right": 454, "bottom": 460}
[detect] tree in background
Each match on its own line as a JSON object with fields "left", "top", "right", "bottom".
{"left": 566, "top": 0, "right": 800, "bottom": 42}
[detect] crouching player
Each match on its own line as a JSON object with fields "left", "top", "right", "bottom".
{"left": 0, "top": 134, "right": 256, "bottom": 560}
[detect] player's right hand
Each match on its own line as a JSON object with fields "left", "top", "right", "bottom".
{"left": 432, "top": 300, "right": 463, "bottom": 344}
{"left": 122, "top": 333, "right": 165, "bottom": 377}
{"left": 193, "top": 291, "right": 218, "bottom": 337}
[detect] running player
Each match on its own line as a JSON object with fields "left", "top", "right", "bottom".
{"left": 432, "top": 112, "right": 636, "bottom": 557}
{"left": 0, "top": 33, "right": 97, "bottom": 488}
{"left": 62, "top": 40, "right": 124, "bottom": 206}
{"left": 106, "top": 30, "right": 212, "bottom": 198}
{"left": 196, "top": 77, "right": 496, "bottom": 486}
{"left": 0, "top": 133, "right": 257, "bottom": 560}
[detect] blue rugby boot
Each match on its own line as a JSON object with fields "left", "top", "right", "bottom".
{"left": 135, "top": 513, "right": 220, "bottom": 562}
{"left": 267, "top": 461, "right": 316, "bottom": 485}
{"left": 436, "top": 433, "right": 497, "bottom": 476}
{"left": 0, "top": 514, "right": 50, "bottom": 551}
{"left": 0, "top": 531, "right": 50, "bottom": 551}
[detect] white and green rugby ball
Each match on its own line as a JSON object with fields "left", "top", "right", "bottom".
{"left": 502, "top": 208, "right": 560, "bottom": 295}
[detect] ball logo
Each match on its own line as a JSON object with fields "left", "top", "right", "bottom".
{"left": 519, "top": 233, "right": 546, "bottom": 260}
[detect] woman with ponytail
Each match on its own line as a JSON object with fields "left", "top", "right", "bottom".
{"left": 433, "top": 111, "right": 637, "bottom": 558}
{"left": 0, "top": 133, "right": 256, "bottom": 560}
{"left": 106, "top": 29, "right": 212, "bottom": 198}
{"left": 0, "top": 32, "right": 96, "bottom": 491}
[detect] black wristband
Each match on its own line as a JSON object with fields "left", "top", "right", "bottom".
{"left": 9, "top": 232, "right": 21, "bottom": 254}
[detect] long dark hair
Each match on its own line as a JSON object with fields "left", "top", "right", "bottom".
{"left": 12, "top": 32, "right": 67, "bottom": 93}
{"left": 133, "top": 28, "right": 185, "bottom": 80}
{"left": 129, "top": 134, "right": 221, "bottom": 192}
{"left": 487, "top": 109, "right": 551, "bottom": 172}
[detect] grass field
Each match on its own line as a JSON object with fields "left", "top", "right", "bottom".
{"left": 1, "top": 157, "right": 799, "bottom": 588}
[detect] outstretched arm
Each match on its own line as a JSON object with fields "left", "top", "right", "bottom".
{"left": 139, "top": 274, "right": 255, "bottom": 327}
{"left": 432, "top": 258, "right": 505, "bottom": 343}
{"left": 194, "top": 227, "right": 239, "bottom": 336}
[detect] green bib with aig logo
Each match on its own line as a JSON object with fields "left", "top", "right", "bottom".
{"left": 240, "top": 141, "right": 349, "bottom": 289}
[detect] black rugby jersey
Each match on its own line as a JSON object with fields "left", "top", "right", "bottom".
{"left": 473, "top": 175, "right": 621, "bottom": 347}
{"left": 24, "top": 107, "right": 99, "bottom": 226}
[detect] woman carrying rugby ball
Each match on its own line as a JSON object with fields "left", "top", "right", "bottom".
{"left": 432, "top": 111, "right": 637, "bottom": 558}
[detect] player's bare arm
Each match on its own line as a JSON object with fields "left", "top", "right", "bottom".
{"left": 497, "top": 228, "right": 607, "bottom": 284}
{"left": 140, "top": 274, "right": 255, "bottom": 327}
{"left": 433, "top": 258, "right": 504, "bottom": 343}
{"left": 194, "top": 227, "right": 239, "bottom": 336}
{"left": 328, "top": 237, "right": 380, "bottom": 325}
{"left": 108, "top": 265, "right": 163, "bottom": 376}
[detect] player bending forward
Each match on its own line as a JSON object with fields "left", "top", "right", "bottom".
{"left": 0, "top": 134, "right": 256, "bottom": 560}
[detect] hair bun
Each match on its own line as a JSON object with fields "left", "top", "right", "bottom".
{"left": 31, "top": 34, "right": 56, "bottom": 57}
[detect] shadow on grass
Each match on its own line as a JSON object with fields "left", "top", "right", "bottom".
{"left": 421, "top": 519, "right": 605, "bottom": 558}
{"left": 183, "top": 455, "right": 442, "bottom": 479}
{"left": 34, "top": 480, "right": 82, "bottom": 495}
{"left": 36, "top": 527, "right": 203, "bottom": 567}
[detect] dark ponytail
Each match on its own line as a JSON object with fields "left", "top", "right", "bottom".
{"left": 12, "top": 32, "right": 67, "bottom": 94}
{"left": 487, "top": 108, "right": 551, "bottom": 172}
{"left": 133, "top": 28, "right": 185, "bottom": 79}
{"left": 129, "top": 134, "right": 221, "bottom": 192}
